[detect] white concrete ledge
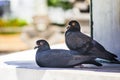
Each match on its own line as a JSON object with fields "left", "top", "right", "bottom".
{"left": 0, "top": 44, "right": 120, "bottom": 80}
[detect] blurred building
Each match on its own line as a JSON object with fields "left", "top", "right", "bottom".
{"left": 0, "top": 0, "right": 90, "bottom": 49}
{"left": 0, "top": 0, "right": 90, "bottom": 23}
{"left": 0, "top": 0, "right": 10, "bottom": 18}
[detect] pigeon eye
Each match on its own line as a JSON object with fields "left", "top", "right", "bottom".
{"left": 72, "top": 22, "right": 75, "bottom": 26}
{"left": 40, "top": 42, "right": 44, "bottom": 45}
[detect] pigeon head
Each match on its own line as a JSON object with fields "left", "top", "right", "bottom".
{"left": 34, "top": 40, "right": 50, "bottom": 50}
{"left": 67, "top": 20, "right": 81, "bottom": 31}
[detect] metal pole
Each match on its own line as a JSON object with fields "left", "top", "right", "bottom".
{"left": 90, "top": 0, "right": 93, "bottom": 39}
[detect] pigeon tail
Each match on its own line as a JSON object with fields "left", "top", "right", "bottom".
{"left": 106, "top": 51, "right": 118, "bottom": 58}
{"left": 90, "top": 49, "right": 119, "bottom": 63}
{"left": 104, "top": 51, "right": 119, "bottom": 62}
{"left": 99, "top": 52, "right": 119, "bottom": 63}
{"left": 110, "top": 61, "right": 120, "bottom": 64}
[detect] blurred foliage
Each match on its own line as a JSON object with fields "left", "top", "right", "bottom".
{"left": 0, "top": 32, "right": 20, "bottom": 34}
{"left": 0, "top": 18, "right": 27, "bottom": 27}
{"left": 47, "top": 0, "right": 73, "bottom": 10}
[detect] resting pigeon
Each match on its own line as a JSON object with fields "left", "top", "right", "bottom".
{"left": 34, "top": 40, "right": 102, "bottom": 68}
{"left": 65, "top": 20, "right": 119, "bottom": 63}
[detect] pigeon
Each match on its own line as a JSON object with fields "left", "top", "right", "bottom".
{"left": 34, "top": 39, "right": 102, "bottom": 68}
{"left": 65, "top": 20, "right": 119, "bottom": 63}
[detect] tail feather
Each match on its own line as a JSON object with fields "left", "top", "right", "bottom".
{"left": 91, "top": 50, "right": 119, "bottom": 62}
{"left": 93, "top": 40, "right": 118, "bottom": 58}
{"left": 96, "top": 58, "right": 120, "bottom": 64}
{"left": 110, "top": 61, "right": 120, "bottom": 64}
{"left": 105, "top": 51, "right": 118, "bottom": 61}
{"left": 100, "top": 52, "right": 119, "bottom": 63}
{"left": 107, "top": 51, "right": 118, "bottom": 58}
{"left": 109, "top": 57, "right": 119, "bottom": 62}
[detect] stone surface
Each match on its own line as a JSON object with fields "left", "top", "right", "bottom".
{"left": 0, "top": 44, "right": 120, "bottom": 80}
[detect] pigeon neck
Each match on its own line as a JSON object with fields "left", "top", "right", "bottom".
{"left": 67, "top": 28, "right": 80, "bottom": 32}
{"left": 37, "top": 46, "right": 50, "bottom": 52}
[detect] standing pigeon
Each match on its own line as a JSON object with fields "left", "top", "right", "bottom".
{"left": 65, "top": 20, "right": 119, "bottom": 63}
{"left": 34, "top": 39, "right": 102, "bottom": 68}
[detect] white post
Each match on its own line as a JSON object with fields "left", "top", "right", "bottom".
{"left": 92, "top": 0, "right": 120, "bottom": 59}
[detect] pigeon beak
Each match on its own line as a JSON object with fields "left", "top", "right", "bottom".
{"left": 34, "top": 46, "right": 38, "bottom": 49}
{"left": 66, "top": 25, "right": 70, "bottom": 30}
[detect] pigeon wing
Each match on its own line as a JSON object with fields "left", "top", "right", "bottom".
{"left": 66, "top": 32, "right": 92, "bottom": 51}
{"left": 67, "top": 55, "right": 96, "bottom": 66}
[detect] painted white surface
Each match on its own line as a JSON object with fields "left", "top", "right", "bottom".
{"left": 93, "top": 0, "right": 120, "bottom": 59}
{"left": 0, "top": 43, "right": 120, "bottom": 80}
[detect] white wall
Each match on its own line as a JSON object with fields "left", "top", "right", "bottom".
{"left": 92, "top": 0, "right": 120, "bottom": 59}
{"left": 10, "top": 0, "right": 34, "bottom": 22}
{"left": 10, "top": 0, "right": 48, "bottom": 23}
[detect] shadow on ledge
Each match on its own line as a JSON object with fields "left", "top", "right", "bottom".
{"left": 4, "top": 61, "right": 120, "bottom": 73}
